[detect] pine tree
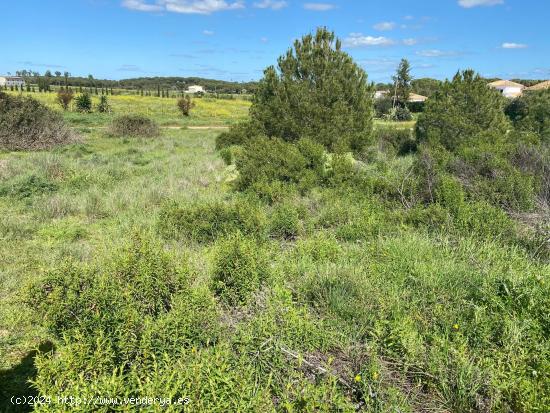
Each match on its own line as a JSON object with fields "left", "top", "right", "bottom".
{"left": 392, "top": 58, "right": 412, "bottom": 107}
{"left": 249, "top": 27, "right": 374, "bottom": 152}
{"left": 416, "top": 70, "right": 510, "bottom": 151}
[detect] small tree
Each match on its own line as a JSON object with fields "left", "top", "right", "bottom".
{"left": 97, "top": 95, "right": 111, "bottom": 113}
{"left": 392, "top": 58, "right": 412, "bottom": 108}
{"left": 416, "top": 70, "right": 509, "bottom": 151}
{"left": 177, "top": 95, "right": 195, "bottom": 116}
{"left": 250, "top": 27, "right": 374, "bottom": 153}
{"left": 75, "top": 93, "right": 93, "bottom": 113}
{"left": 56, "top": 88, "right": 74, "bottom": 111}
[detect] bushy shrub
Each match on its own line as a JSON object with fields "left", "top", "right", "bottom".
{"left": 374, "top": 95, "right": 393, "bottom": 118}
{"left": 248, "top": 27, "right": 374, "bottom": 153}
{"left": 74, "top": 93, "right": 92, "bottom": 113}
{"left": 177, "top": 95, "right": 195, "bottom": 116}
{"left": 389, "top": 106, "right": 412, "bottom": 122}
{"left": 26, "top": 234, "right": 189, "bottom": 362}
{"left": 219, "top": 145, "right": 243, "bottom": 166}
{"left": 236, "top": 136, "right": 325, "bottom": 192}
{"left": 215, "top": 121, "right": 261, "bottom": 150}
{"left": 0, "top": 92, "right": 77, "bottom": 151}
{"left": 455, "top": 201, "right": 516, "bottom": 240}
{"left": 211, "top": 232, "right": 269, "bottom": 305}
{"left": 108, "top": 115, "right": 160, "bottom": 138}
{"left": 514, "top": 89, "right": 550, "bottom": 143}
{"left": 416, "top": 70, "right": 509, "bottom": 151}
{"left": 269, "top": 202, "right": 302, "bottom": 239}
{"left": 158, "top": 198, "right": 267, "bottom": 242}
{"left": 375, "top": 127, "right": 417, "bottom": 156}
{"left": 56, "top": 88, "right": 74, "bottom": 111}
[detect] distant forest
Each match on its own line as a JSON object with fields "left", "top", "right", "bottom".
{"left": 10, "top": 69, "right": 546, "bottom": 96}
{"left": 11, "top": 70, "right": 259, "bottom": 94}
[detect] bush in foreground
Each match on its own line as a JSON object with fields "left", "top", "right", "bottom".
{"left": 108, "top": 115, "right": 160, "bottom": 138}
{"left": 0, "top": 92, "right": 77, "bottom": 151}
{"left": 211, "top": 232, "right": 270, "bottom": 305}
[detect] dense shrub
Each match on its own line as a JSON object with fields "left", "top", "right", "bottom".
{"left": 158, "top": 198, "right": 267, "bottom": 242}
{"left": 374, "top": 95, "right": 393, "bottom": 118}
{"left": 249, "top": 27, "right": 374, "bottom": 153}
{"left": 375, "top": 127, "right": 417, "bottom": 156}
{"left": 235, "top": 136, "right": 325, "bottom": 192}
{"left": 108, "top": 115, "right": 160, "bottom": 138}
{"left": 416, "top": 70, "right": 509, "bottom": 151}
{"left": 513, "top": 90, "right": 550, "bottom": 143}
{"left": 26, "top": 235, "right": 191, "bottom": 362}
{"left": 74, "top": 92, "right": 92, "bottom": 113}
{"left": 269, "top": 202, "right": 302, "bottom": 239}
{"left": 215, "top": 121, "right": 261, "bottom": 150}
{"left": 211, "top": 232, "right": 269, "bottom": 305}
{"left": 389, "top": 106, "right": 412, "bottom": 122}
{"left": 0, "top": 92, "right": 77, "bottom": 151}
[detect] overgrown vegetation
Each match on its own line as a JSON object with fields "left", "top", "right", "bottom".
{"left": 108, "top": 115, "right": 160, "bottom": 138}
{"left": 0, "top": 92, "right": 77, "bottom": 151}
{"left": 0, "top": 27, "right": 548, "bottom": 413}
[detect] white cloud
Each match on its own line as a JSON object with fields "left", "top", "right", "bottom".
{"left": 416, "top": 49, "right": 460, "bottom": 57}
{"left": 122, "top": 0, "right": 244, "bottom": 14}
{"left": 203, "top": 30, "right": 215, "bottom": 35}
{"left": 373, "top": 21, "right": 396, "bottom": 31}
{"left": 343, "top": 33, "right": 396, "bottom": 48}
{"left": 260, "top": 37, "right": 269, "bottom": 43}
{"left": 403, "top": 38, "right": 418, "bottom": 46}
{"left": 501, "top": 42, "right": 528, "bottom": 49}
{"left": 122, "top": 0, "right": 162, "bottom": 11}
{"left": 458, "top": 0, "right": 503, "bottom": 8}
{"left": 303, "top": 3, "right": 336, "bottom": 11}
{"left": 253, "top": 0, "right": 288, "bottom": 9}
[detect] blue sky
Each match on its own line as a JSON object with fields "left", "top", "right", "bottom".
{"left": 1, "top": 0, "right": 548, "bottom": 83}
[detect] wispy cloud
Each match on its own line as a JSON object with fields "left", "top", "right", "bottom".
{"left": 343, "top": 33, "right": 396, "bottom": 48}
{"left": 18, "top": 61, "right": 64, "bottom": 68}
{"left": 403, "top": 38, "right": 418, "bottom": 46}
{"left": 501, "top": 42, "right": 527, "bottom": 49}
{"left": 373, "top": 21, "right": 396, "bottom": 31}
{"left": 458, "top": 0, "right": 503, "bottom": 8}
{"left": 253, "top": 0, "right": 288, "bottom": 10}
{"left": 122, "top": 0, "right": 244, "bottom": 14}
{"left": 203, "top": 30, "right": 215, "bottom": 35}
{"left": 303, "top": 3, "right": 335, "bottom": 11}
{"left": 416, "top": 49, "right": 462, "bottom": 57}
{"left": 117, "top": 64, "right": 143, "bottom": 72}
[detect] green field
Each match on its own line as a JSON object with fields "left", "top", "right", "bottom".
{"left": 4, "top": 91, "right": 252, "bottom": 127}
{"left": 0, "top": 91, "right": 548, "bottom": 412}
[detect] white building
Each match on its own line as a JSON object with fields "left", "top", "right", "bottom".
{"left": 0, "top": 76, "right": 25, "bottom": 87}
{"left": 487, "top": 80, "right": 525, "bottom": 98}
{"left": 186, "top": 85, "right": 205, "bottom": 94}
{"left": 408, "top": 93, "right": 428, "bottom": 103}
{"left": 374, "top": 90, "right": 389, "bottom": 99}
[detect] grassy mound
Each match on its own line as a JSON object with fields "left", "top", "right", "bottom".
{"left": 108, "top": 115, "right": 160, "bottom": 138}
{"left": 0, "top": 92, "right": 77, "bottom": 151}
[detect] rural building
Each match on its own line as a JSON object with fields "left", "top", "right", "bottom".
{"left": 408, "top": 93, "right": 428, "bottom": 103}
{"left": 525, "top": 80, "right": 550, "bottom": 92}
{"left": 374, "top": 90, "right": 389, "bottom": 99}
{"left": 0, "top": 76, "right": 25, "bottom": 87}
{"left": 186, "top": 85, "right": 205, "bottom": 94}
{"left": 487, "top": 80, "right": 525, "bottom": 98}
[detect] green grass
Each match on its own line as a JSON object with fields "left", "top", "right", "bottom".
{"left": 0, "top": 103, "right": 548, "bottom": 412}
